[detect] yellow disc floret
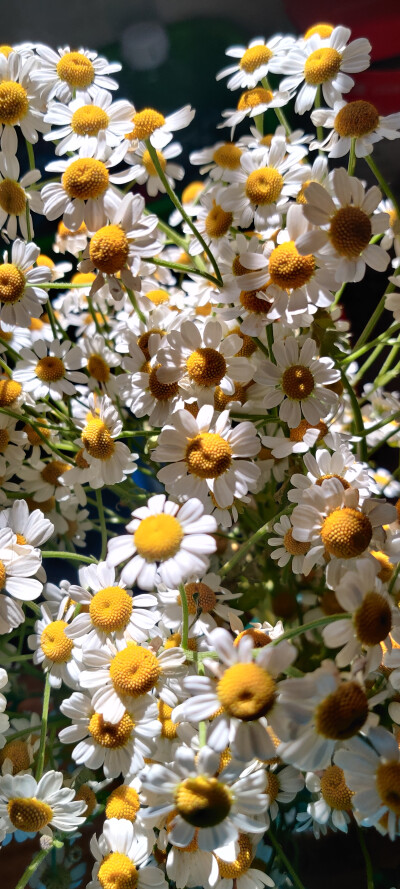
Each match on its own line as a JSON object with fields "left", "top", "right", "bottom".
{"left": 174, "top": 776, "right": 232, "bottom": 827}
{"left": 269, "top": 241, "right": 315, "bottom": 290}
{"left": 105, "top": 785, "right": 140, "bottom": 821}
{"left": 41, "top": 460, "right": 69, "bottom": 486}
{"left": 82, "top": 417, "right": 115, "bottom": 460}
{"left": 237, "top": 88, "right": 273, "bottom": 110}
{"left": 35, "top": 356, "right": 65, "bottom": 382}
{"left": 75, "top": 784, "right": 96, "bottom": 817}
{"left": 0, "top": 740, "right": 30, "bottom": 774}
{"left": 213, "top": 143, "right": 242, "bottom": 170}
{"left": 353, "top": 591, "right": 392, "bottom": 646}
{"left": 109, "top": 643, "right": 160, "bottom": 697}
{"left": 321, "top": 508, "right": 372, "bottom": 559}
{"left": 240, "top": 45, "right": 273, "bottom": 73}
{"left": 98, "top": 852, "right": 138, "bottom": 889}
{"left": 304, "top": 48, "right": 342, "bottom": 85}
{"left": 304, "top": 24, "right": 334, "bottom": 39}
{"left": 315, "top": 681, "right": 368, "bottom": 739}
{"left": 376, "top": 762, "right": 400, "bottom": 815}
{"left": 216, "top": 834, "right": 253, "bottom": 877}
{"left": 8, "top": 797, "right": 53, "bottom": 832}
{"left": 89, "top": 586, "right": 133, "bottom": 633}
{"left": 89, "top": 224, "right": 129, "bottom": 274}
{"left": 205, "top": 202, "right": 233, "bottom": 238}
{"left": 88, "top": 711, "right": 134, "bottom": 748}
{"left": 283, "top": 528, "right": 310, "bottom": 556}
{"left": 134, "top": 513, "right": 184, "bottom": 562}
{"left": 184, "top": 581, "right": 217, "bottom": 614}
{"left": 0, "top": 428, "right": 9, "bottom": 452}
{"left": 87, "top": 353, "right": 111, "bottom": 383}
{"left": 186, "top": 347, "right": 226, "bottom": 387}
{"left": 71, "top": 105, "right": 110, "bottom": 136}
{"left": 40, "top": 620, "right": 73, "bottom": 663}
{"left": 281, "top": 364, "right": 315, "bottom": 400}
{"left": 185, "top": 432, "right": 232, "bottom": 479}
{"left": 334, "top": 101, "right": 380, "bottom": 138}
{"left": 126, "top": 108, "right": 165, "bottom": 141}
{"left": 56, "top": 53, "right": 95, "bottom": 89}
{"left": 245, "top": 167, "right": 283, "bottom": 205}
{"left": 329, "top": 206, "right": 372, "bottom": 258}
{"left": 0, "top": 263, "right": 25, "bottom": 303}
{"left": 0, "top": 82, "right": 29, "bottom": 125}
{"left": 320, "top": 764, "right": 353, "bottom": 811}
{"left": 62, "top": 158, "right": 109, "bottom": 201}
{"left": 148, "top": 365, "right": 179, "bottom": 402}
{"left": 0, "top": 178, "right": 26, "bottom": 215}
{"left": 217, "top": 662, "right": 276, "bottom": 720}
{"left": 142, "top": 148, "right": 166, "bottom": 177}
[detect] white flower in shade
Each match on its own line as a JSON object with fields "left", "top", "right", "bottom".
{"left": 88, "top": 818, "right": 166, "bottom": 889}
{"left": 31, "top": 46, "right": 121, "bottom": 102}
{"left": 41, "top": 142, "right": 135, "bottom": 233}
{"left": 0, "top": 239, "right": 51, "bottom": 327}
{"left": 322, "top": 559, "right": 400, "bottom": 671}
{"left": 189, "top": 139, "right": 245, "bottom": 181}
{"left": 53, "top": 219, "right": 89, "bottom": 256}
{"left": 14, "top": 337, "right": 86, "bottom": 399}
{"left": 279, "top": 27, "right": 371, "bottom": 114}
{"left": 0, "top": 52, "right": 48, "bottom": 144}
{"left": 335, "top": 726, "right": 400, "bottom": 839}
{"left": 122, "top": 104, "right": 195, "bottom": 151}
{"left": 305, "top": 766, "right": 353, "bottom": 833}
{"left": 0, "top": 526, "right": 43, "bottom": 600}
{"left": 125, "top": 141, "right": 184, "bottom": 197}
{"left": 268, "top": 514, "right": 311, "bottom": 576}
{"left": 44, "top": 88, "right": 133, "bottom": 156}
{"left": 79, "top": 638, "right": 186, "bottom": 724}
{"left": 28, "top": 603, "right": 82, "bottom": 689}
{"left": 254, "top": 336, "right": 339, "bottom": 428}
{"left": 183, "top": 186, "right": 235, "bottom": 256}
{"left": 220, "top": 143, "right": 306, "bottom": 231}
{"left": 140, "top": 745, "right": 267, "bottom": 851}
{"left": 299, "top": 168, "right": 390, "bottom": 283}
{"left": 78, "top": 332, "right": 120, "bottom": 395}
{"left": 216, "top": 36, "right": 295, "bottom": 90}
{"left": 64, "top": 560, "right": 160, "bottom": 647}
{"left": 211, "top": 835, "right": 274, "bottom": 889}
{"left": 218, "top": 86, "right": 291, "bottom": 134}
{"left": 173, "top": 627, "right": 296, "bottom": 760}
{"left": 386, "top": 275, "right": 400, "bottom": 322}
{"left": 217, "top": 232, "right": 271, "bottom": 297}
{"left": 59, "top": 690, "right": 160, "bottom": 779}
{"left": 0, "top": 498, "right": 54, "bottom": 546}
{"left": 154, "top": 405, "right": 261, "bottom": 509}
{"left": 162, "top": 827, "right": 218, "bottom": 889}
{"left": 311, "top": 99, "right": 400, "bottom": 158}
{"left": 291, "top": 477, "right": 396, "bottom": 576}
{"left": 158, "top": 572, "right": 243, "bottom": 637}
{"left": 77, "top": 394, "right": 138, "bottom": 489}
{"left": 107, "top": 494, "right": 217, "bottom": 591}
{"left": 16, "top": 456, "right": 74, "bottom": 503}
{"left": 0, "top": 132, "right": 43, "bottom": 242}
{"left": 0, "top": 414, "right": 26, "bottom": 473}
{"left": 287, "top": 436, "right": 370, "bottom": 504}
{"left": 263, "top": 764, "right": 304, "bottom": 824}
{"left": 0, "top": 770, "right": 87, "bottom": 838}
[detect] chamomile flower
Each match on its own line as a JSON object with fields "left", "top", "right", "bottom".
{"left": 267, "top": 514, "right": 311, "bottom": 575}
{"left": 89, "top": 818, "right": 165, "bottom": 889}
{"left": 154, "top": 404, "right": 261, "bottom": 509}
{"left": 254, "top": 336, "right": 339, "bottom": 428}
{"left": 107, "top": 494, "right": 217, "bottom": 591}
{"left": 0, "top": 526, "right": 43, "bottom": 601}
{"left": 14, "top": 338, "right": 86, "bottom": 399}
{"left": 0, "top": 136, "right": 43, "bottom": 242}
{"left": 311, "top": 99, "right": 400, "bottom": 158}
{"left": 0, "top": 52, "right": 48, "bottom": 144}
{"left": 77, "top": 394, "right": 138, "bottom": 489}
{"left": 279, "top": 27, "right": 371, "bottom": 114}
{"left": 183, "top": 186, "right": 234, "bottom": 256}
{"left": 79, "top": 333, "right": 120, "bottom": 394}
{"left": 299, "top": 167, "right": 390, "bottom": 283}
{"left": 59, "top": 691, "right": 160, "bottom": 779}
{"left": 212, "top": 834, "right": 274, "bottom": 889}
{"left": 0, "top": 414, "right": 26, "bottom": 474}
{"left": 305, "top": 766, "right": 353, "bottom": 833}
{"left": 53, "top": 219, "right": 88, "bottom": 256}
{"left": 158, "top": 572, "right": 243, "bottom": 637}
{"left": 125, "top": 141, "right": 184, "bottom": 197}
{"left": 216, "top": 36, "right": 295, "bottom": 90}
{"left": 0, "top": 239, "right": 51, "bottom": 327}
{"left": 31, "top": 46, "right": 121, "bottom": 102}
{"left": 0, "top": 770, "right": 87, "bottom": 838}
{"left": 218, "top": 87, "right": 291, "bottom": 135}
{"left": 287, "top": 437, "right": 370, "bottom": 503}
{"left": 122, "top": 104, "right": 195, "bottom": 150}
{"left": 28, "top": 603, "right": 81, "bottom": 689}
{"left": 44, "top": 88, "right": 133, "bottom": 155}
{"left": 190, "top": 140, "right": 244, "bottom": 181}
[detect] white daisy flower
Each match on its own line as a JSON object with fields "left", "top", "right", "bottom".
{"left": 0, "top": 414, "right": 26, "bottom": 474}
{"left": 299, "top": 167, "right": 390, "bottom": 283}
{"left": 140, "top": 744, "right": 267, "bottom": 851}
{"left": 183, "top": 186, "right": 235, "bottom": 257}
{"left": 189, "top": 140, "right": 244, "bottom": 181}
{"left": 162, "top": 827, "right": 218, "bottom": 889}
{"left": 0, "top": 130, "right": 43, "bottom": 242}
{"left": 125, "top": 141, "right": 184, "bottom": 197}
{"left": 0, "top": 526, "right": 43, "bottom": 601}
{"left": 305, "top": 766, "right": 353, "bottom": 833}
{"left": 157, "top": 572, "right": 243, "bottom": 637}
{"left": 77, "top": 393, "right": 138, "bottom": 489}
{"left": 78, "top": 332, "right": 120, "bottom": 395}
{"left": 154, "top": 404, "right": 261, "bottom": 509}
{"left": 122, "top": 104, "right": 195, "bottom": 151}
{"left": 107, "top": 493, "right": 217, "bottom": 591}
{"left": 44, "top": 88, "right": 133, "bottom": 156}
{"left": 261, "top": 421, "right": 326, "bottom": 459}
{"left": 88, "top": 818, "right": 165, "bottom": 889}
{"left": 263, "top": 764, "right": 305, "bottom": 824}
{"left": 279, "top": 27, "right": 371, "bottom": 114}
{"left": 14, "top": 337, "right": 86, "bottom": 399}
{"left": 287, "top": 436, "right": 370, "bottom": 503}
{"left": 59, "top": 690, "right": 160, "bottom": 779}
{"left": 0, "top": 238, "right": 51, "bottom": 327}
{"left": 386, "top": 274, "right": 400, "bottom": 321}
{"left": 216, "top": 36, "right": 296, "bottom": 90}
{"left": 218, "top": 86, "right": 291, "bottom": 135}
{"left": 212, "top": 834, "right": 275, "bottom": 889}
{"left": 173, "top": 627, "right": 296, "bottom": 760}
{"left": 0, "top": 499, "right": 54, "bottom": 548}
{"left": 53, "top": 219, "right": 89, "bottom": 256}
{"left": 268, "top": 514, "right": 311, "bottom": 576}
{"left": 0, "top": 770, "right": 87, "bottom": 838}
{"left": 0, "top": 669, "right": 9, "bottom": 746}
{"left": 311, "top": 98, "right": 400, "bottom": 158}
{"left": 28, "top": 603, "right": 82, "bottom": 689}
{"left": 254, "top": 336, "right": 339, "bottom": 428}
{"left": 31, "top": 45, "right": 121, "bottom": 102}
{"left": 0, "top": 52, "right": 48, "bottom": 144}
{"left": 335, "top": 726, "right": 400, "bottom": 839}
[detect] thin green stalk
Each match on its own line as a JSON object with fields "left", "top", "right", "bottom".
{"left": 270, "top": 612, "right": 351, "bottom": 646}
{"left": 356, "top": 825, "right": 374, "bottom": 889}
{"left": 42, "top": 550, "right": 98, "bottom": 564}
{"left": 0, "top": 357, "right": 11, "bottom": 376}
{"left": 254, "top": 112, "right": 264, "bottom": 136}
{"left": 179, "top": 582, "right": 189, "bottom": 649}
{"left": 340, "top": 369, "right": 367, "bottom": 461}
{"left": 126, "top": 288, "right": 146, "bottom": 324}
{"left": 348, "top": 138, "right": 356, "bottom": 176}
{"left": 96, "top": 488, "right": 108, "bottom": 561}
{"left": 15, "top": 845, "right": 53, "bottom": 889}
{"left": 267, "top": 825, "right": 307, "bottom": 889}
{"left": 313, "top": 84, "right": 324, "bottom": 146}
{"left": 266, "top": 325, "right": 276, "bottom": 363}
{"left": 261, "top": 77, "right": 291, "bottom": 136}
{"left": 35, "top": 673, "right": 51, "bottom": 780}
{"left": 389, "top": 561, "right": 400, "bottom": 595}
{"left": 45, "top": 299, "right": 58, "bottom": 339}
{"left": 342, "top": 324, "right": 400, "bottom": 364}
{"left": 219, "top": 505, "right": 290, "bottom": 578}
{"left": 332, "top": 282, "right": 346, "bottom": 307}
{"left": 25, "top": 139, "right": 35, "bottom": 172}
{"left": 353, "top": 291, "right": 388, "bottom": 352}
{"left": 149, "top": 254, "right": 221, "bottom": 286}
{"left": 145, "top": 140, "right": 223, "bottom": 286}
{"left": 365, "top": 154, "right": 400, "bottom": 219}
{"left": 253, "top": 335, "right": 270, "bottom": 359}
{"left": 86, "top": 294, "right": 104, "bottom": 335}
{"left": 25, "top": 202, "right": 32, "bottom": 242}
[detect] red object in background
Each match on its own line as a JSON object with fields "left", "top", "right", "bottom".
{"left": 284, "top": 0, "right": 400, "bottom": 113}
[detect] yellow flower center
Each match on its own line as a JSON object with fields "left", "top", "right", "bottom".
{"left": 87, "top": 353, "right": 111, "bottom": 383}
{"left": 75, "top": 448, "right": 90, "bottom": 469}
{"left": 370, "top": 550, "right": 394, "bottom": 583}
{"left": 205, "top": 201, "right": 233, "bottom": 239}
{"left": 290, "top": 418, "right": 328, "bottom": 442}
{"left": 237, "top": 88, "right": 273, "bottom": 110}
{"left": 234, "top": 628, "right": 270, "bottom": 648}
{"left": 89, "top": 224, "right": 129, "bottom": 275}
{"left": 214, "top": 381, "right": 247, "bottom": 410}
{"left": 35, "top": 356, "right": 65, "bottom": 382}
{"left": 329, "top": 206, "right": 372, "bottom": 258}
{"left": 37, "top": 255, "right": 55, "bottom": 269}
{"left": 75, "top": 784, "right": 96, "bottom": 817}
{"left": 240, "top": 45, "right": 273, "bottom": 73}
{"left": 213, "top": 143, "right": 242, "bottom": 169}
{"left": 304, "top": 24, "right": 334, "bottom": 39}
{"left": 315, "top": 474, "right": 349, "bottom": 489}
{"left": 217, "top": 662, "right": 276, "bottom": 720}
{"left": 126, "top": 108, "right": 166, "bottom": 141}
{"left": 0, "top": 46, "right": 14, "bottom": 58}
{"left": 283, "top": 528, "right": 310, "bottom": 555}
{"left": 0, "top": 81, "right": 29, "bottom": 125}
{"left": 245, "top": 167, "right": 284, "bottom": 205}
{"left": 0, "top": 740, "right": 30, "bottom": 774}
{"left": 304, "top": 47, "right": 342, "bottom": 85}
{"left": 186, "top": 347, "right": 226, "bottom": 387}
{"left": 98, "top": 852, "right": 138, "bottom": 889}
{"left": 0, "top": 263, "right": 25, "bottom": 303}
{"left": 0, "top": 178, "right": 26, "bottom": 216}
{"left": 182, "top": 181, "right": 204, "bottom": 202}
{"left": 56, "top": 52, "right": 95, "bottom": 89}
{"left": 315, "top": 681, "right": 368, "bottom": 739}
{"left": 159, "top": 700, "right": 179, "bottom": 739}
{"left": 353, "top": 591, "right": 392, "bottom": 646}
{"left": 240, "top": 287, "right": 271, "bottom": 314}
{"left": 334, "top": 101, "right": 380, "bottom": 138}
{"left": 0, "top": 559, "right": 6, "bottom": 589}
{"left": 8, "top": 797, "right": 53, "bottom": 832}
{"left": 231, "top": 326, "right": 257, "bottom": 357}
{"left": 71, "top": 270, "right": 94, "bottom": 285}
{"left": 40, "top": 459, "right": 70, "bottom": 486}
{"left": 81, "top": 417, "right": 115, "bottom": 460}
{"left": 265, "top": 770, "right": 280, "bottom": 803}
{"left": 71, "top": 104, "right": 110, "bottom": 136}
{"left": 105, "top": 785, "right": 140, "bottom": 821}
{"left": 184, "top": 581, "right": 217, "bottom": 614}
{"left": 62, "top": 158, "right": 109, "bottom": 201}
{"left": 109, "top": 643, "right": 160, "bottom": 698}
{"left": 89, "top": 586, "right": 133, "bottom": 633}
{"left": 321, "top": 508, "right": 372, "bottom": 559}
{"left": 40, "top": 620, "right": 74, "bottom": 663}
{"left": 137, "top": 328, "right": 165, "bottom": 361}
{"left": 185, "top": 432, "right": 232, "bottom": 479}
{"left": 145, "top": 289, "right": 169, "bottom": 306}
{"left": 142, "top": 148, "right": 166, "bottom": 177}
{"left": 281, "top": 364, "right": 315, "bottom": 400}
{"left": 320, "top": 765, "right": 353, "bottom": 811}
{"left": 26, "top": 496, "right": 55, "bottom": 514}
{"left": 148, "top": 365, "right": 179, "bottom": 402}
{"left": 216, "top": 834, "right": 253, "bottom": 878}
{"left": 174, "top": 776, "right": 232, "bottom": 827}
{"left": 134, "top": 513, "right": 184, "bottom": 562}
{"left": 376, "top": 762, "right": 400, "bottom": 815}
{"left": 232, "top": 255, "right": 251, "bottom": 277}
{"left": 0, "top": 428, "right": 8, "bottom": 452}
{"left": 269, "top": 241, "right": 315, "bottom": 290}
{"left": 88, "top": 711, "right": 134, "bottom": 747}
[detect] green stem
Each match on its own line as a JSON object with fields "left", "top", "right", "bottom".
{"left": 145, "top": 140, "right": 223, "bottom": 286}
{"left": 388, "top": 561, "right": 400, "bottom": 595}
{"left": 153, "top": 214, "right": 187, "bottom": 249}
{"left": 126, "top": 288, "right": 146, "bottom": 324}
{"left": 353, "top": 292, "right": 388, "bottom": 352}
{"left": 25, "top": 139, "right": 35, "bottom": 172}
{"left": 267, "top": 825, "right": 307, "bottom": 889}
{"left": 270, "top": 612, "right": 351, "bottom": 646}
{"left": 340, "top": 369, "right": 367, "bottom": 461}
{"left": 342, "top": 324, "right": 400, "bottom": 364}
{"left": 356, "top": 825, "right": 374, "bottom": 889}
{"left": 149, "top": 255, "right": 220, "bottom": 286}
{"left": 219, "top": 505, "right": 290, "bottom": 578}
{"left": 96, "top": 488, "right": 108, "bottom": 561}
{"left": 0, "top": 335, "right": 20, "bottom": 362}
{"left": 15, "top": 845, "right": 53, "bottom": 889}
{"left": 86, "top": 294, "right": 104, "bottom": 335}
{"left": 313, "top": 84, "right": 324, "bottom": 147}
{"left": 262, "top": 77, "right": 291, "bottom": 136}
{"left": 266, "top": 325, "right": 276, "bottom": 363}
{"left": 35, "top": 673, "right": 51, "bottom": 780}
{"left": 42, "top": 550, "right": 98, "bottom": 564}
{"left": 25, "top": 202, "right": 32, "bottom": 242}
{"left": 365, "top": 154, "right": 400, "bottom": 219}
{"left": 179, "top": 582, "right": 189, "bottom": 649}
{"left": 254, "top": 112, "right": 264, "bottom": 136}
{"left": 45, "top": 299, "right": 58, "bottom": 339}
{"left": 332, "top": 282, "right": 346, "bottom": 308}
{"left": 348, "top": 138, "right": 356, "bottom": 176}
